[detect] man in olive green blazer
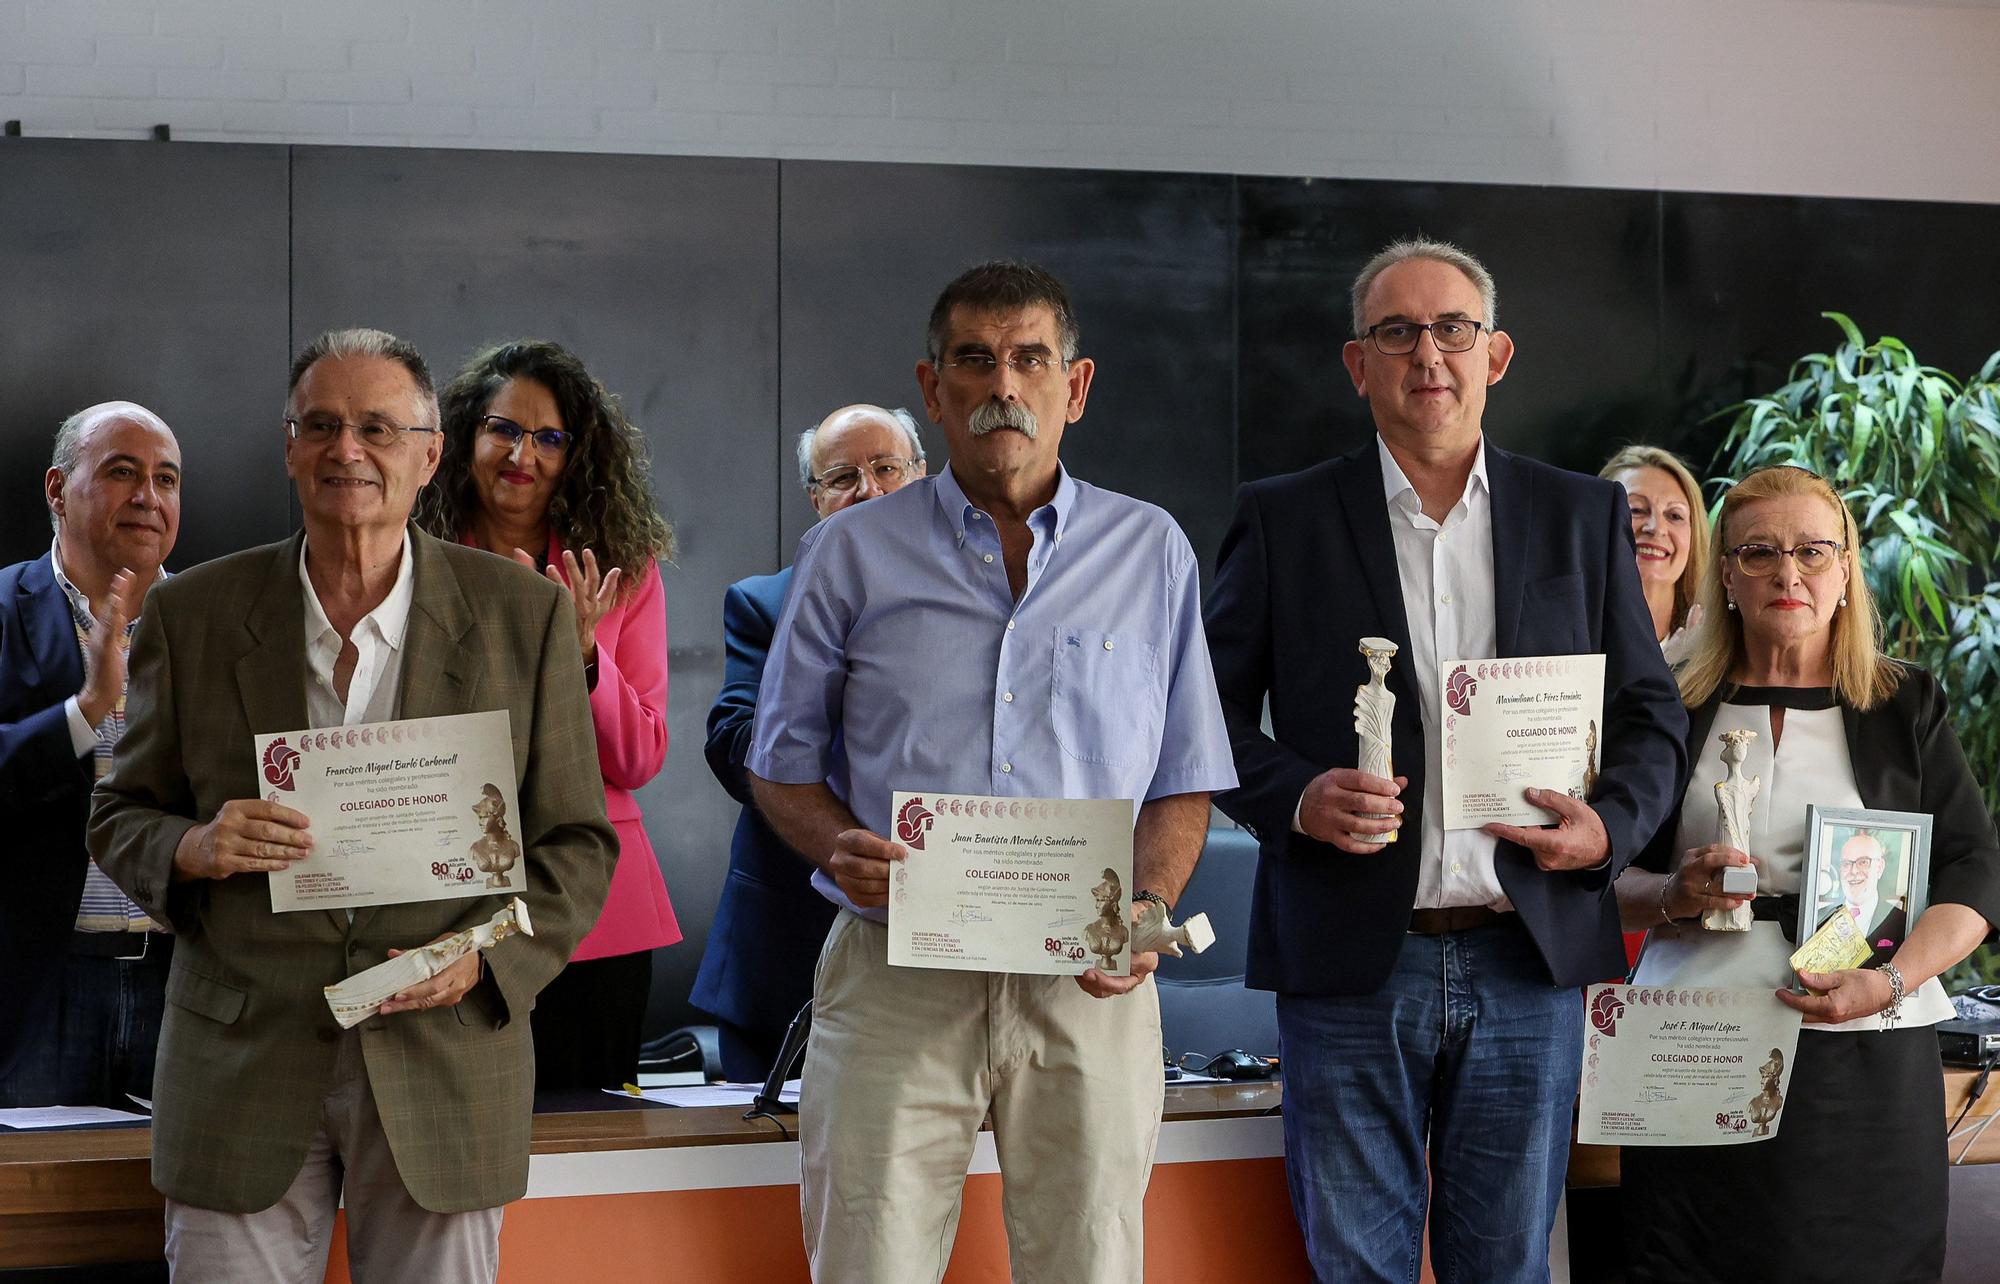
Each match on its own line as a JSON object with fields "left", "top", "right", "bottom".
{"left": 90, "top": 328, "right": 616, "bottom": 1281}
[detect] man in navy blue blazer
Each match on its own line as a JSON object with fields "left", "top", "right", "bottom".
{"left": 691, "top": 404, "right": 926, "bottom": 1081}
{"left": 1204, "top": 240, "right": 1686, "bottom": 1282}
{"left": 1, "top": 402, "right": 182, "bottom": 1104}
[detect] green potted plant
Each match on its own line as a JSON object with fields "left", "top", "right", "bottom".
{"left": 1709, "top": 314, "right": 2000, "bottom": 987}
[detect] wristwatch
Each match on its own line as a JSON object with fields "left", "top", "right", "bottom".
{"left": 1132, "top": 890, "right": 1170, "bottom": 911}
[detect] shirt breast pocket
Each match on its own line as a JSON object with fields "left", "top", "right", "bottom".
{"left": 1050, "top": 627, "right": 1163, "bottom": 768}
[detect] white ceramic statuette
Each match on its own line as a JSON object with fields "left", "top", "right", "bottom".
{"left": 1703, "top": 729, "right": 1760, "bottom": 933}
{"left": 1354, "top": 637, "right": 1399, "bottom": 845}
{"left": 1131, "top": 899, "right": 1216, "bottom": 958}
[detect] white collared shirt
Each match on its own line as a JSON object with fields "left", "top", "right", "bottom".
{"left": 300, "top": 531, "right": 415, "bottom": 730}
{"left": 1378, "top": 435, "right": 1508, "bottom": 911}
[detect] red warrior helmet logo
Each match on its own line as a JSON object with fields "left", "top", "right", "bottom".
{"left": 262, "top": 738, "right": 301, "bottom": 791}
{"left": 1445, "top": 664, "right": 1478, "bottom": 716}
{"left": 895, "top": 797, "right": 936, "bottom": 850}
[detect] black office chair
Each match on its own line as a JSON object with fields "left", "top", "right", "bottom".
{"left": 637, "top": 1024, "right": 722, "bottom": 1080}
{"left": 1155, "top": 825, "right": 1278, "bottom": 1062}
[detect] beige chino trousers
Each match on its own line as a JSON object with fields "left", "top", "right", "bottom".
{"left": 801, "top": 910, "right": 1164, "bottom": 1284}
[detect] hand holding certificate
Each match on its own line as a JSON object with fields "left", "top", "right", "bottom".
{"left": 887, "top": 792, "right": 1133, "bottom": 978}
{"left": 1440, "top": 653, "right": 1606, "bottom": 829}
{"left": 254, "top": 710, "right": 522, "bottom": 912}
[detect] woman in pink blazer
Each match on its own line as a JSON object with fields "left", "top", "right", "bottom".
{"left": 418, "top": 340, "right": 679, "bottom": 1089}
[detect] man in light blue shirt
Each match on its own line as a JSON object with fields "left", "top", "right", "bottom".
{"left": 748, "top": 261, "right": 1235, "bottom": 1282}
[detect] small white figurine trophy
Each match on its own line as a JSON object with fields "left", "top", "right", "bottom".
{"left": 1702, "top": 729, "right": 1760, "bottom": 932}
{"left": 1354, "top": 637, "right": 1399, "bottom": 845}
{"left": 1131, "top": 899, "right": 1216, "bottom": 958}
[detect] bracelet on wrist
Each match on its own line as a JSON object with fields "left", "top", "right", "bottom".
{"left": 1657, "top": 875, "right": 1676, "bottom": 925}
{"left": 1876, "top": 962, "right": 1906, "bottom": 1023}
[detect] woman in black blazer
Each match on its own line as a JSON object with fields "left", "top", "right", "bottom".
{"left": 1613, "top": 465, "right": 2000, "bottom": 1283}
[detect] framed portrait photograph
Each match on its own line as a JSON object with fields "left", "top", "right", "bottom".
{"left": 1798, "top": 806, "right": 1932, "bottom": 968}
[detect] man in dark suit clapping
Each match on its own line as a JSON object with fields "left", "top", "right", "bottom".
{"left": 1204, "top": 239, "right": 1687, "bottom": 1282}
{"left": 0, "top": 402, "right": 180, "bottom": 1105}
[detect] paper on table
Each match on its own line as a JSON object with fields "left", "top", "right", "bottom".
{"left": 604, "top": 1081, "right": 801, "bottom": 1109}
{"left": 0, "top": 1106, "right": 150, "bottom": 1130}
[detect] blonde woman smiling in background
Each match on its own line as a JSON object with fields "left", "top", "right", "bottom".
{"left": 1600, "top": 445, "right": 1711, "bottom": 665}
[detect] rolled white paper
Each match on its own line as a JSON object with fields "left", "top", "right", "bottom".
{"left": 323, "top": 897, "right": 533, "bottom": 1029}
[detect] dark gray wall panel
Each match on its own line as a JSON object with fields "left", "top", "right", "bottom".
{"left": 0, "top": 139, "right": 292, "bottom": 568}
{"left": 1659, "top": 191, "right": 2000, "bottom": 468}
{"left": 1236, "top": 177, "right": 1663, "bottom": 486}
{"left": 778, "top": 160, "right": 1238, "bottom": 578}
{"left": 289, "top": 146, "right": 780, "bottom": 1037}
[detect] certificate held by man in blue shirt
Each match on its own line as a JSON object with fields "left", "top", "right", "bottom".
{"left": 885, "top": 789, "right": 1136, "bottom": 976}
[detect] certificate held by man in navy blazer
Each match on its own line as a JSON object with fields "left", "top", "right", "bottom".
{"left": 1203, "top": 239, "right": 1686, "bottom": 1284}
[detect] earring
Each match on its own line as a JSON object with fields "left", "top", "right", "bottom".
{"left": 1839, "top": 596, "right": 1847, "bottom": 607}
{"left": 1726, "top": 599, "right": 1736, "bottom": 611}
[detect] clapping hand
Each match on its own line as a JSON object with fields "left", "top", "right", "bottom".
{"left": 513, "top": 546, "right": 621, "bottom": 660}
{"left": 76, "top": 568, "right": 138, "bottom": 727}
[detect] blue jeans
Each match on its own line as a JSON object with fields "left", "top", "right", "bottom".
{"left": 1277, "top": 918, "right": 1581, "bottom": 1284}
{"left": 0, "top": 948, "right": 167, "bottom": 1108}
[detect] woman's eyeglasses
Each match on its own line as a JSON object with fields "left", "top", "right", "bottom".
{"left": 1725, "top": 540, "right": 1844, "bottom": 576}
{"left": 480, "top": 415, "right": 571, "bottom": 456}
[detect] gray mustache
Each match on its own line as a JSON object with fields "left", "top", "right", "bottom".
{"left": 968, "top": 401, "right": 1038, "bottom": 439}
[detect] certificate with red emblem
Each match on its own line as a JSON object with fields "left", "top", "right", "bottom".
{"left": 886, "top": 791, "right": 1133, "bottom": 976}
{"left": 1577, "top": 984, "right": 1804, "bottom": 1146}
{"left": 1438, "top": 653, "right": 1606, "bottom": 829}
{"left": 254, "top": 710, "right": 522, "bottom": 912}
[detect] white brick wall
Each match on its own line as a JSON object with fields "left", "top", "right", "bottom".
{"left": 2, "top": 0, "right": 1998, "bottom": 203}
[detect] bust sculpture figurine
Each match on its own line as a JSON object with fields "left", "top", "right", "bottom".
{"left": 1747, "top": 1046, "right": 1785, "bottom": 1136}
{"left": 1703, "top": 729, "right": 1760, "bottom": 932}
{"left": 1082, "top": 867, "right": 1130, "bottom": 971}
{"left": 468, "top": 782, "right": 523, "bottom": 889}
{"left": 1354, "top": 637, "right": 1399, "bottom": 845}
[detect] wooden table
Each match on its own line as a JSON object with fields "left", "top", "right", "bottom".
{"left": 9, "top": 1067, "right": 1991, "bottom": 1279}
{"left": 0, "top": 1081, "right": 1294, "bottom": 1278}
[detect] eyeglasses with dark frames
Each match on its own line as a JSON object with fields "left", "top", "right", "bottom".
{"left": 480, "top": 415, "right": 572, "bottom": 456}
{"left": 1363, "top": 319, "right": 1489, "bottom": 355}
{"left": 1726, "top": 540, "right": 1845, "bottom": 577}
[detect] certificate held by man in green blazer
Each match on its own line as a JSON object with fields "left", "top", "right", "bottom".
{"left": 89, "top": 328, "right": 617, "bottom": 1283}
